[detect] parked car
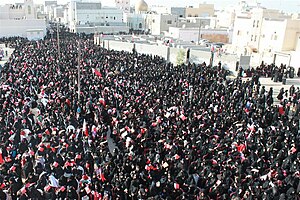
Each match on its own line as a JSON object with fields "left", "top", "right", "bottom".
{"left": 213, "top": 42, "right": 224, "bottom": 48}
{"left": 205, "top": 41, "right": 212, "bottom": 47}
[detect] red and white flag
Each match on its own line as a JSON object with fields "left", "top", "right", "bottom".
{"left": 22, "top": 62, "right": 28, "bottom": 73}
{"left": 210, "top": 44, "right": 215, "bottom": 52}
{"left": 83, "top": 119, "right": 88, "bottom": 137}
{"left": 97, "top": 167, "right": 106, "bottom": 182}
{"left": 92, "top": 68, "right": 102, "bottom": 78}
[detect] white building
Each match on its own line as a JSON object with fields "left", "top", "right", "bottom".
{"left": 0, "top": 0, "right": 46, "bottom": 40}
{"left": 215, "top": 8, "right": 235, "bottom": 28}
{"left": 123, "top": 13, "right": 146, "bottom": 31}
{"left": 65, "top": 0, "right": 128, "bottom": 34}
{"left": 115, "top": 0, "right": 130, "bottom": 13}
{"left": 44, "top": 0, "right": 57, "bottom": 21}
{"left": 122, "top": 0, "right": 147, "bottom": 32}
{"left": 150, "top": 6, "right": 171, "bottom": 15}
{"left": 53, "top": 6, "right": 64, "bottom": 22}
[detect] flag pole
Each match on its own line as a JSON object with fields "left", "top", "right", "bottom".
{"left": 57, "top": 22, "right": 60, "bottom": 59}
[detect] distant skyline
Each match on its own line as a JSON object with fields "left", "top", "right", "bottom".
{"left": 0, "top": 0, "right": 299, "bottom": 13}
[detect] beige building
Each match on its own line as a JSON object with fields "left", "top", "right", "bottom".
{"left": 145, "top": 14, "right": 178, "bottom": 36}
{"left": 186, "top": 4, "right": 214, "bottom": 18}
{"left": 259, "top": 18, "right": 300, "bottom": 67}
{"left": 232, "top": 7, "right": 300, "bottom": 68}
{"left": 232, "top": 8, "right": 291, "bottom": 55}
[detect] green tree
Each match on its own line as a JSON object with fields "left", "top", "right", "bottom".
{"left": 176, "top": 49, "right": 186, "bottom": 66}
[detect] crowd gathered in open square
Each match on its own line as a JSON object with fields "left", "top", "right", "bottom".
{"left": 0, "top": 28, "right": 299, "bottom": 200}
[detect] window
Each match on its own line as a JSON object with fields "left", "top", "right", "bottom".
{"left": 139, "top": 23, "right": 142, "bottom": 28}
{"left": 27, "top": 6, "right": 31, "bottom": 14}
{"left": 167, "top": 20, "right": 172, "bottom": 24}
{"left": 253, "top": 20, "right": 255, "bottom": 27}
{"left": 256, "top": 20, "right": 259, "bottom": 27}
{"left": 194, "top": 14, "right": 198, "bottom": 17}
{"left": 272, "top": 32, "right": 278, "bottom": 40}
{"left": 179, "top": 15, "right": 183, "bottom": 17}
{"left": 114, "top": 17, "right": 116, "bottom": 20}
{"left": 188, "top": 14, "right": 192, "bottom": 17}
{"left": 254, "top": 35, "right": 257, "bottom": 42}
{"left": 152, "top": 19, "right": 155, "bottom": 23}
{"left": 237, "top": 30, "right": 241, "bottom": 35}
{"left": 251, "top": 35, "right": 253, "bottom": 41}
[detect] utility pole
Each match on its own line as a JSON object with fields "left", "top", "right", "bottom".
{"left": 197, "top": 19, "right": 202, "bottom": 45}
{"left": 57, "top": 22, "right": 60, "bottom": 59}
{"left": 77, "top": 39, "right": 81, "bottom": 100}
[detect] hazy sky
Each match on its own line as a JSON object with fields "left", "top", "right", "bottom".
{"left": 1, "top": 0, "right": 299, "bottom": 13}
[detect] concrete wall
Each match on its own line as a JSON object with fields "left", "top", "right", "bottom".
{"left": 135, "top": 43, "right": 168, "bottom": 59}
{"left": 106, "top": 40, "right": 134, "bottom": 52}
{"left": 290, "top": 51, "right": 300, "bottom": 70}
{"left": 296, "top": 33, "right": 300, "bottom": 52}
{"left": 76, "top": 25, "right": 129, "bottom": 34}
{"left": 189, "top": 49, "right": 211, "bottom": 64}
{"left": 202, "top": 34, "right": 228, "bottom": 43}
{"left": 102, "top": 40, "right": 240, "bottom": 70}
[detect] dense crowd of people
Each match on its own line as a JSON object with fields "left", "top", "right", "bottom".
{"left": 239, "top": 62, "right": 300, "bottom": 81}
{"left": 0, "top": 31, "right": 299, "bottom": 200}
